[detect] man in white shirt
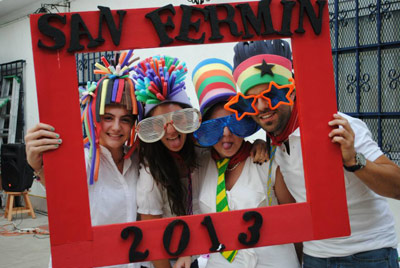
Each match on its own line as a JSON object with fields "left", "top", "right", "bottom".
{"left": 230, "top": 39, "right": 400, "bottom": 268}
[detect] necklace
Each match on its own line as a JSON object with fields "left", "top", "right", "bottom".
{"left": 227, "top": 161, "right": 241, "bottom": 172}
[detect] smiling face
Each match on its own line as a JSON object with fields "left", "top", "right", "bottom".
{"left": 151, "top": 103, "right": 187, "bottom": 152}
{"left": 247, "top": 83, "right": 293, "bottom": 136}
{"left": 210, "top": 106, "right": 244, "bottom": 158}
{"left": 99, "top": 105, "right": 134, "bottom": 153}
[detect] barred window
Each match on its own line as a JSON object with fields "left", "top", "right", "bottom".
{"left": 329, "top": 0, "right": 400, "bottom": 165}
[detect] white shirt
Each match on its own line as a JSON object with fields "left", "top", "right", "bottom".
{"left": 136, "top": 153, "right": 202, "bottom": 268}
{"left": 275, "top": 112, "right": 398, "bottom": 257}
{"left": 86, "top": 146, "right": 138, "bottom": 226}
{"left": 50, "top": 146, "right": 140, "bottom": 268}
{"left": 196, "top": 150, "right": 300, "bottom": 268}
{"left": 136, "top": 158, "right": 200, "bottom": 218}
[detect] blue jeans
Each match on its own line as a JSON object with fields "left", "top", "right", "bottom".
{"left": 303, "top": 248, "right": 399, "bottom": 268}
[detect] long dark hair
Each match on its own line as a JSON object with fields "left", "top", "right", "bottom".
{"left": 138, "top": 120, "right": 197, "bottom": 216}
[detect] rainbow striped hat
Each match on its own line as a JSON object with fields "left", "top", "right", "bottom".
{"left": 233, "top": 54, "right": 293, "bottom": 95}
{"left": 192, "top": 58, "right": 237, "bottom": 115}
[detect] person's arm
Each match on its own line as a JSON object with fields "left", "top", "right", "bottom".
{"left": 25, "top": 123, "right": 62, "bottom": 186}
{"left": 274, "top": 166, "right": 296, "bottom": 204}
{"left": 250, "top": 139, "right": 269, "bottom": 164}
{"left": 329, "top": 113, "right": 400, "bottom": 200}
{"left": 173, "top": 256, "right": 191, "bottom": 268}
{"left": 140, "top": 214, "right": 172, "bottom": 268}
{"left": 294, "top": 242, "right": 303, "bottom": 264}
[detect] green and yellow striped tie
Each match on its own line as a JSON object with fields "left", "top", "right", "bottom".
{"left": 216, "top": 158, "right": 238, "bottom": 263}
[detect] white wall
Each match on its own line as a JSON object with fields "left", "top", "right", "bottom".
{"left": 0, "top": 0, "right": 399, "bottom": 242}
{"left": 0, "top": 15, "right": 38, "bottom": 131}
{"left": 0, "top": 3, "right": 45, "bottom": 207}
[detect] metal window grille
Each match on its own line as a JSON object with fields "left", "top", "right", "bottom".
{"left": 0, "top": 60, "right": 26, "bottom": 143}
{"left": 75, "top": 51, "right": 115, "bottom": 86}
{"left": 329, "top": 0, "right": 400, "bottom": 165}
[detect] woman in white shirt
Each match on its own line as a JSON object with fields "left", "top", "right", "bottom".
{"left": 134, "top": 55, "right": 268, "bottom": 268}
{"left": 174, "top": 58, "right": 300, "bottom": 268}
{"left": 25, "top": 51, "right": 143, "bottom": 268}
{"left": 133, "top": 55, "right": 202, "bottom": 268}
{"left": 192, "top": 103, "right": 300, "bottom": 268}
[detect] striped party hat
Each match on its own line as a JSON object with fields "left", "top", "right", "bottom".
{"left": 233, "top": 54, "right": 293, "bottom": 95}
{"left": 192, "top": 58, "right": 237, "bottom": 115}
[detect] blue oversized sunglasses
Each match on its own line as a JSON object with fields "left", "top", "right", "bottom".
{"left": 193, "top": 114, "right": 260, "bottom": 147}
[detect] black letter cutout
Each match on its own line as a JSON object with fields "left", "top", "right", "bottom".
{"left": 278, "top": 0, "right": 296, "bottom": 36}
{"left": 201, "top": 216, "right": 226, "bottom": 252}
{"left": 238, "top": 211, "right": 263, "bottom": 246}
{"left": 205, "top": 4, "right": 242, "bottom": 41}
{"left": 95, "top": 6, "right": 126, "bottom": 46}
{"left": 295, "top": 0, "right": 326, "bottom": 35}
{"left": 68, "top": 13, "right": 100, "bottom": 52}
{"left": 163, "top": 220, "right": 190, "bottom": 256}
{"left": 236, "top": 0, "right": 276, "bottom": 39}
{"left": 121, "top": 226, "right": 149, "bottom": 262}
{"left": 175, "top": 5, "right": 209, "bottom": 44}
{"left": 145, "top": 4, "right": 176, "bottom": 46}
{"left": 37, "top": 14, "right": 66, "bottom": 50}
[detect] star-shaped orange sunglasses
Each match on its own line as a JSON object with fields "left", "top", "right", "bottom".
{"left": 224, "top": 78, "right": 295, "bottom": 120}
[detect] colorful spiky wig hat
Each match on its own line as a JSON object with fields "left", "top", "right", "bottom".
{"left": 79, "top": 50, "right": 142, "bottom": 184}
{"left": 132, "top": 55, "right": 192, "bottom": 116}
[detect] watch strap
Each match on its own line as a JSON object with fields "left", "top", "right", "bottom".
{"left": 343, "top": 152, "right": 366, "bottom": 172}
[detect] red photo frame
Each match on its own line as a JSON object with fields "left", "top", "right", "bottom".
{"left": 29, "top": 1, "right": 350, "bottom": 267}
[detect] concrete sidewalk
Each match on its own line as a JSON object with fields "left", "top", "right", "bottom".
{"left": 0, "top": 208, "right": 50, "bottom": 268}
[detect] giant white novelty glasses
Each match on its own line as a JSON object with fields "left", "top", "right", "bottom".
{"left": 137, "top": 108, "right": 201, "bottom": 143}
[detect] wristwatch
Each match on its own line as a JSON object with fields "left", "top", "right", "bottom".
{"left": 343, "top": 152, "right": 366, "bottom": 172}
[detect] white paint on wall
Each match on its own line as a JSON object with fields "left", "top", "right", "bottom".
{"left": 0, "top": 16, "right": 39, "bottom": 131}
